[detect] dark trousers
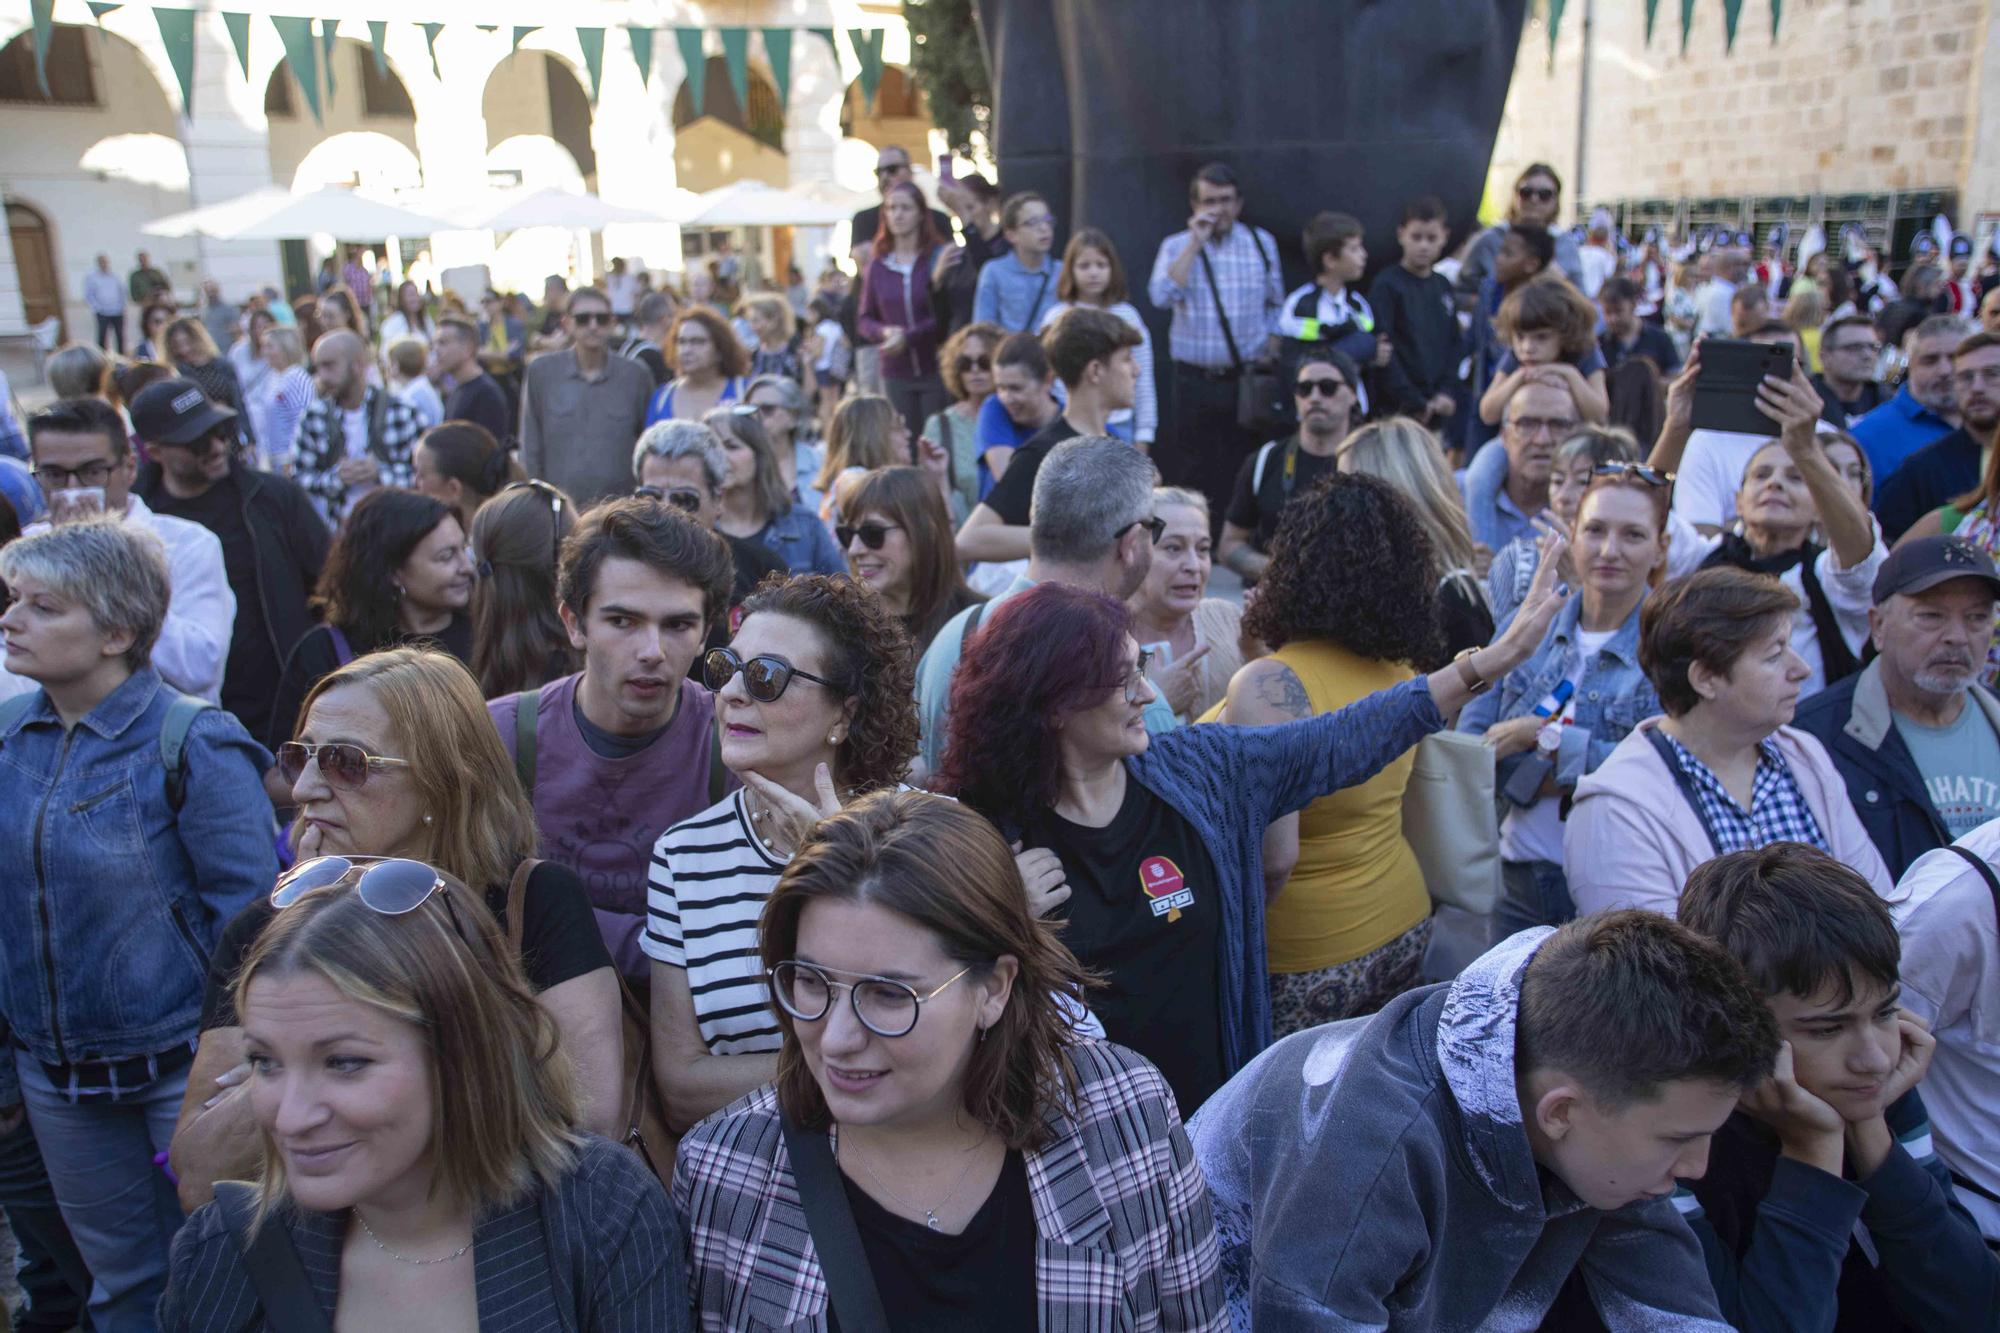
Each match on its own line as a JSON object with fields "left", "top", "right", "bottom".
{"left": 94, "top": 313, "right": 124, "bottom": 355}
{"left": 883, "top": 373, "right": 950, "bottom": 453}
{"left": 1163, "top": 363, "right": 1261, "bottom": 539}
{"left": 0, "top": 1113, "right": 92, "bottom": 1332}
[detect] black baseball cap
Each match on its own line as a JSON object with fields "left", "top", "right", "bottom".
{"left": 130, "top": 377, "right": 236, "bottom": 447}
{"left": 1871, "top": 535, "right": 2000, "bottom": 604}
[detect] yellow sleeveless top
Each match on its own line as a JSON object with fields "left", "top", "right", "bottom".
{"left": 1254, "top": 640, "right": 1431, "bottom": 972}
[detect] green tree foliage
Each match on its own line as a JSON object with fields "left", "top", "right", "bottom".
{"left": 903, "top": 0, "right": 990, "bottom": 152}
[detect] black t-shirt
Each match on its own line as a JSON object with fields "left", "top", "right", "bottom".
{"left": 198, "top": 859, "right": 611, "bottom": 1030}
{"left": 713, "top": 534, "right": 790, "bottom": 650}
{"left": 150, "top": 473, "right": 279, "bottom": 741}
{"left": 1598, "top": 324, "right": 1682, "bottom": 377}
{"left": 1224, "top": 437, "right": 1337, "bottom": 552}
{"left": 830, "top": 1150, "right": 1036, "bottom": 1333}
{"left": 982, "top": 416, "right": 1081, "bottom": 527}
{"left": 444, "top": 372, "right": 512, "bottom": 444}
{"left": 1019, "top": 781, "right": 1226, "bottom": 1116}
{"left": 571, "top": 688, "right": 674, "bottom": 760}
{"left": 268, "top": 613, "right": 473, "bottom": 749}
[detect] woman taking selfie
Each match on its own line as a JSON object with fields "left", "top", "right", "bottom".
{"left": 674, "top": 790, "right": 1225, "bottom": 1331}
{"left": 159, "top": 859, "right": 685, "bottom": 1330}
{"left": 840, "top": 465, "right": 983, "bottom": 655}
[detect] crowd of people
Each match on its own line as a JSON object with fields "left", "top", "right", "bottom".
{"left": 1, "top": 149, "right": 1999, "bottom": 1332}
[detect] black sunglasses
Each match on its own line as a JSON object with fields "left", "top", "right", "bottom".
{"left": 502, "top": 479, "right": 568, "bottom": 569}
{"left": 702, "top": 646, "right": 843, "bottom": 703}
{"left": 954, "top": 354, "right": 992, "bottom": 374}
{"left": 570, "top": 311, "right": 614, "bottom": 327}
{"left": 1295, "top": 377, "right": 1349, "bottom": 398}
{"left": 635, "top": 483, "right": 705, "bottom": 514}
{"left": 1114, "top": 515, "right": 1167, "bottom": 545}
{"left": 836, "top": 521, "right": 903, "bottom": 550}
{"left": 1592, "top": 463, "right": 1674, "bottom": 487}
{"left": 1517, "top": 185, "right": 1557, "bottom": 202}
{"left": 874, "top": 164, "right": 907, "bottom": 178}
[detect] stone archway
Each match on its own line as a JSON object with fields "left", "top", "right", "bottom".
{"left": 838, "top": 66, "right": 930, "bottom": 165}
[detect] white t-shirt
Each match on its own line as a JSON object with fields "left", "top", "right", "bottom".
{"left": 339, "top": 403, "right": 375, "bottom": 508}
{"left": 1500, "top": 627, "right": 1617, "bottom": 867}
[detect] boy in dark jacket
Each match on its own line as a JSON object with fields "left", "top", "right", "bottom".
{"left": 1677, "top": 844, "right": 2000, "bottom": 1332}
{"left": 1190, "top": 913, "right": 1778, "bottom": 1330}
{"left": 1368, "top": 195, "right": 1462, "bottom": 429}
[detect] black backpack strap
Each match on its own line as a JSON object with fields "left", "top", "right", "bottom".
{"left": 780, "top": 1114, "right": 891, "bottom": 1333}
{"left": 1643, "top": 727, "right": 1724, "bottom": 856}
{"left": 513, "top": 685, "right": 542, "bottom": 797}
{"left": 1946, "top": 843, "right": 2000, "bottom": 923}
{"left": 957, "top": 599, "right": 989, "bottom": 660}
{"left": 213, "top": 1182, "right": 333, "bottom": 1333}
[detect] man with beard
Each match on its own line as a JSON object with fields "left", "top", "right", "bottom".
{"left": 1853, "top": 315, "right": 1968, "bottom": 487}
{"left": 1795, "top": 536, "right": 2000, "bottom": 878}
{"left": 1874, "top": 329, "right": 1997, "bottom": 542}
{"left": 291, "top": 329, "right": 424, "bottom": 525}
{"left": 1218, "top": 348, "right": 1358, "bottom": 585}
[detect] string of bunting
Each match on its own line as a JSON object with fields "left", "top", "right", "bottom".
{"left": 28, "top": 5, "right": 890, "bottom": 125}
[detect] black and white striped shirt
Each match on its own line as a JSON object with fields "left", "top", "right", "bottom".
{"left": 641, "top": 791, "right": 787, "bottom": 1055}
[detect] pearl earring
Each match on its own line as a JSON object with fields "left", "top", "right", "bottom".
{"left": 422, "top": 813, "right": 433, "bottom": 826}
{"left": 828, "top": 731, "right": 840, "bottom": 744}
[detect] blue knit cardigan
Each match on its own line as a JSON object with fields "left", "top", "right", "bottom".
{"left": 1123, "top": 676, "right": 1444, "bottom": 1073}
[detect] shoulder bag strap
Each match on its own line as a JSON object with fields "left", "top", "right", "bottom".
{"left": 958, "top": 598, "right": 989, "bottom": 659}
{"left": 505, "top": 856, "right": 540, "bottom": 955}
{"left": 213, "top": 1183, "right": 334, "bottom": 1333}
{"left": 1196, "top": 244, "right": 1245, "bottom": 372}
{"left": 707, "top": 711, "right": 727, "bottom": 805}
{"left": 1022, "top": 265, "right": 1053, "bottom": 332}
{"left": 1946, "top": 843, "right": 2000, "bottom": 924}
{"left": 513, "top": 684, "right": 543, "bottom": 797}
{"left": 779, "top": 1114, "right": 892, "bottom": 1333}
{"left": 159, "top": 694, "right": 214, "bottom": 811}
{"left": 1643, "top": 727, "right": 1725, "bottom": 857}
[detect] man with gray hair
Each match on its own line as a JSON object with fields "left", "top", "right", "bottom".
{"left": 631, "top": 419, "right": 785, "bottom": 646}
{"left": 914, "top": 434, "right": 1169, "bottom": 772}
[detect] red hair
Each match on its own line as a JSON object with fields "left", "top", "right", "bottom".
{"left": 934, "top": 583, "right": 1131, "bottom": 825}
{"left": 872, "top": 180, "right": 943, "bottom": 259}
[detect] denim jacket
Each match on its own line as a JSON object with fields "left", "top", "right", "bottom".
{"left": 0, "top": 667, "right": 277, "bottom": 1102}
{"left": 757, "top": 502, "right": 845, "bottom": 576}
{"left": 1457, "top": 595, "right": 1660, "bottom": 793}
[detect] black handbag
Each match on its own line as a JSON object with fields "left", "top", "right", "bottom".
{"left": 214, "top": 1182, "right": 334, "bottom": 1333}
{"left": 781, "top": 1113, "right": 891, "bottom": 1333}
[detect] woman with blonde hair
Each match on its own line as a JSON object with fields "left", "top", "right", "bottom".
{"left": 738, "top": 292, "right": 817, "bottom": 401}
{"left": 168, "top": 647, "right": 623, "bottom": 1208}
{"left": 471, "top": 480, "right": 578, "bottom": 698}
{"left": 1784, "top": 285, "right": 1828, "bottom": 371}
{"left": 159, "top": 857, "right": 686, "bottom": 1329}
{"left": 706, "top": 405, "right": 844, "bottom": 575}
{"left": 815, "top": 393, "right": 909, "bottom": 523}
{"left": 165, "top": 315, "right": 251, "bottom": 449}
{"left": 1335, "top": 416, "right": 1495, "bottom": 656}
{"left": 1133, "top": 486, "right": 1254, "bottom": 723}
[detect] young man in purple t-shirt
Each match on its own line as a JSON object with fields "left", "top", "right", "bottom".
{"left": 489, "top": 498, "right": 738, "bottom": 983}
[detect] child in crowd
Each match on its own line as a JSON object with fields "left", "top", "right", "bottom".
{"left": 385, "top": 337, "right": 442, "bottom": 430}
{"left": 972, "top": 191, "right": 1060, "bottom": 333}
{"left": 1676, "top": 844, "right": 2000, "bottom": 1332}
{"left": 1277, "top": 211, "right": 1379, "bottom": 408}
{"left": 1191, "top": 912, "right": 1778, "bottom": 1330}
{"left": 1478, "top": 278, "right": 1610, "bottom": 428}
{"left": 1039, "top": 228, "right": 1156, "bottom": 448}
{"left": 807, "top": 293, "right": 848, "bottom": 427}
{"left": 1368, "top": 195, "right": 1462, "bottom": 431}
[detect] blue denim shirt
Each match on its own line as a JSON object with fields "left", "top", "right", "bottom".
{"left": 0, "top": 668, "right": 277, "bottom": 1100}
{"left": 1457, "top": 594, "right": 1661, "bottom": 791}
{"left": 1459, "top": 438, "right": 1542, "bottom": 554}
{"left": 757, "top": 502, "right": 845, "bottom": 576}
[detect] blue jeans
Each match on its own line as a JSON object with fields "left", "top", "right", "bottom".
{"left": 16, "top": 1054, "right": 187, "bottom": 1333}
{"left": 0, "top": 1111, "right": 92, "bottom": 1331}
{"left": 1498, "top": 859, "right": 1576, "bottom": 937}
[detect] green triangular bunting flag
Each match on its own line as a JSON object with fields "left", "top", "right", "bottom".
{"left": 421, "top": 23, "right": 444, "bottom": 81}
{"left": 577, "top": 27, "right": 604, "bottom": 103}
{"left": 627, "top": 26, "right": 653, "bottom": 88}
{"left": 28, "top": 0, "right": 53, "bottom": 96}
{"left": 1769, "top": 0, "right": 1782, "bottom": 40}
{"left": 367, "top": 21, "right": 388, "bottom": 75}
{"left": 1722, "top": 0, "right": 1744, "bottom": 51}
{"left": 675, "top": 28, "right": 705, "bottom": 112}
{"left": 1547, "top": 0, "right": 1566, "bottom": 66}
{"left": 720, "top": 28, "right": 749, "bottom": 110}
{"left": 761, "top": 28, "right": 792, "bottom": 108}
{"left": 85, "top": 2, "right": 121, "bottom": 20}
{"left": 1644, "top": 0, "right": 1661, "bottom": 45}
{"left": 476, "top": 25, "right": 497, "bottom": 34}
{"left": 1680, "top": 0, "right": 1698, "bottom": 54}
{"left": 319, "top": 18, "right": 337, "bottom": 98}
{"left": 512, "top": 26, "right": 538, "bottom": 54}
{"left": 222, "top": 11, "right": 252, "bottom": 81}
{"left": 153, "top": 6, "right": 196, "bottom": 115}
{"left": 271, "top": 15, "right": 323, "bottom": 123}
{"left": 848, "top": 29, "right": 884, "bottom": 112}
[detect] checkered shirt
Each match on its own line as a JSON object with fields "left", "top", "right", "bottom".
{"left": 1660, "top": 732, "right": 1830, "bottom": 854}
{"left": 1147, "top": 223, "right": 1285, "bottom": 370}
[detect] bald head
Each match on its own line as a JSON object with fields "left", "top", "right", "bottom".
{"left": 312, "top": 330, "right": 370, "bottom": 408}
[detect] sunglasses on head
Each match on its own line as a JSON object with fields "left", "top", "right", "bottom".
{"left": 702, "top": 646, "right": 843, "bottom": 703}
{"left": 1593, "top": 463, "right": 1674, "bottom": 487}
{"left": 1295, "top": 376, "right": 1349, "bottom": 398}
{"left": 570, "top": 311, "right": 614, "bottom": 327}
{"left": 955, "top": 354, "right": 993, "bottom": 374}
{"left": 502, "top": 478, "right": 568, "bottom": 569}
{"left": 836, "top": 521, "right": 903, "bottom": 550}
{"left": 276, "top": 741, "right": 410, "bottom": 790}
{"left": 271, "top": 855, "right": 466, "bottom": 942}
{"left": 635, "top": 484, "right": 705, "bottom": 514}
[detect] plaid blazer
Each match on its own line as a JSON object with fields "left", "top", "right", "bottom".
{"left": 291, "top": 385, "right": 423, "bottom": 522}
{"left": 673, "top": 1040, "right": 1227, "bottom": 1331}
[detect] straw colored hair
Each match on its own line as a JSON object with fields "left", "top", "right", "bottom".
{"left": 1335, "top": 417, "right": 1482, "bottom": 575}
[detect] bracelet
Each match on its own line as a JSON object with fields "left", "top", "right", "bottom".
{"left": 1453, "top": 647, "right": 1491, "bottom": 696}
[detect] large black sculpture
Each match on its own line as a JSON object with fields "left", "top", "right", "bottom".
{"left": 976, "top": 0, "right": 1531, "bottom": 304}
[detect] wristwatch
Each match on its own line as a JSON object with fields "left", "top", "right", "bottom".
{"left": 1536, "top": 721, "right": 1564, "bottom": 757}
{"left": 1452, "top": 647, "right": 1492, "bottom": 696}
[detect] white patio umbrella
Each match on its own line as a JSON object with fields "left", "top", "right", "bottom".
{"left": 461, "top": 186, "right": 699, "bottom": 232}
{"left": 144, "top": 186, "right": 455, "bottom": 241}
{"left": 683, "top": 180, "right": 874, "bottom": 229}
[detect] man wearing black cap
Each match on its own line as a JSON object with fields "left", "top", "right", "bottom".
{"left": 1794, "top": 534, "right": 2000, "bottom": 877}
{"left": 131, "top": 378, "right": 328, "bottom": 742}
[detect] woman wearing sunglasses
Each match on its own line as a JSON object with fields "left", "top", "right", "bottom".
{"left": 266, "top": 488, "right": 474, "bottom": 751}
{"left": 644, "top": 574, "right": 920, "bottom": 1134}
{"left": 745, "top": 372, "right": 826, "bottom": 510}
{"left": 160, "top": 860, "right": 689, "bottom": 1331}
{"left": 0, "top": 520, "right": 278, "bottom": 1330}
{"left": 921, "top": 321, "right": 1004, "bottom": 519}
{"left": 1458, "top": 469, "right": 1672, "bottom": 934}
{"left": 704, "top": 405, "right": 846, "bottom": 577}
{"left": 839, "top": 466, "right": 984, "bottom": 656}
{"left": 169, "top": 649, "right": 622, "bottom": 1210}
{"left": 675, "top": 790, "right": 1222, "bottom": 1331}
{"left": 469, "top": 479, "right": 577, "bottom": 698}
{"left": 938, "top": 564, "right": 1568, "bottom": 1117}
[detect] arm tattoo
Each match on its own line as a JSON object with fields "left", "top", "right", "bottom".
{"left": 1254, "top": 664, "right": 1313, "bottom": 719}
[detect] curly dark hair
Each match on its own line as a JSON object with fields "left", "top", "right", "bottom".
{"left": 737, "top": 573, "right": 918, "bottom": 794}
{"left": 1241, "top": 471, "right": 1444, "bottom": 667}
{"left": 934, "top": 583, "right": 1131, "bottom": 827}
{"left": 312, "top": 489, "right": 457, "bottom": 650}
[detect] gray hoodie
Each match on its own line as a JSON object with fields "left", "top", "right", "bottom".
{"left": 1188, "top": 928, "right": 1731, "bottom": 1331}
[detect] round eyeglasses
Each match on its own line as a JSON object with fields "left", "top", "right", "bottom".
{"left": 768, "top": 960, "right": 975, "bottom": 1038}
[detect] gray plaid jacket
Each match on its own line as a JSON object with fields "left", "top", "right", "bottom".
{"left": 290, "top": 385, "right": 423, "bottom": 523}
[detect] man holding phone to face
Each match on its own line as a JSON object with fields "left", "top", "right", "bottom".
{"left": 24, "top": 397, "right": 234, "bottom": 702}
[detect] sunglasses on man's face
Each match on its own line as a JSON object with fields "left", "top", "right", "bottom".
{"left": 875, "top": 164, "right": 908, "bottom": 178}
{"left": 571, "top": 311, "right": 614, "bottom": 327}
{"left": 635, "top": 484, "right": 705, "bottom": 514}
{"left": 1518, "top": 185, "right": 1557, "bottom": 202}
{"left": 275, "top": 741, "right": 411, "bottom": 790}
{"left": 702, "top": 646, "right": 842, "bottom": 703}
{"left": 836, "top": 521, "right": 903, "bottom": 551}
{"left": 1295, "top": 377, "right": 1349, "bottom": 399}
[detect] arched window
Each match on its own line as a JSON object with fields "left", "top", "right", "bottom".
{"left": 0, "top": 26, "right": 97, "bottom": 105}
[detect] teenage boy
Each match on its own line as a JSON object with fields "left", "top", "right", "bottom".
{"left": 956, "top": 307, "right": 1143, "bottom": 563}
{"left": 1368, "top": 195, "right": 1462, "bottom": 427}
{"left": 1276, "top": 211, "right": 1378, "bottom": 399}
{"left": 1190, "top": 912, "right": 1779, "bottom": 1329}
{"left": 1677, "top": 844, "right": 2000, "bottom": 1331}
{"left": 488, "top": 497, "right": 738, "bottom": 983}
